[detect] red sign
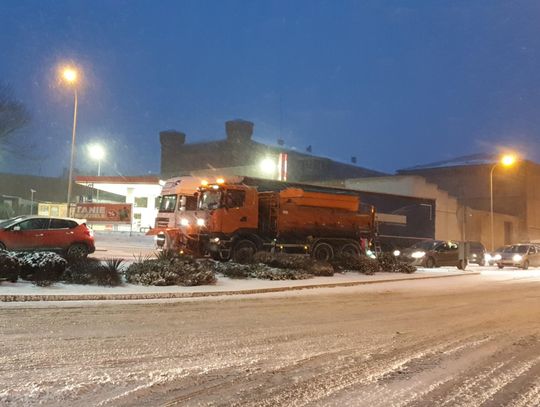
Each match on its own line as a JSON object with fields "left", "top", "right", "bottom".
{"left": 74, "top": 203, "right": 133, "bottom": 223}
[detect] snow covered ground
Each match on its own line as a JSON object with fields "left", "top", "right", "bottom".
{"left": 0, "top": 269, "right": 470, "bottom": 301}
{"left": 2, "top": 268, "right": 540, "bottom": 406}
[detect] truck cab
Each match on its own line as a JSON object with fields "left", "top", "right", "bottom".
{"left": 151, "top": 176, "right": 203, "bottom": 250}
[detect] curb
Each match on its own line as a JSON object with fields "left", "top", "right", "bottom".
{"left": 0, "top": 272, "right": 479, "bottom": 303}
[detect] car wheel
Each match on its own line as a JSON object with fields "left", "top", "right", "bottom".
{"left": 0, "top": 242, "right": 6, "bottom": 251}
{"left": 67, "top": 243, "right": 89, "bottom": 259}
{"left": 312, "top": 242, "right": 334, "bottom": 262}
{"left": 425, "top": 257, "right": 436, "bottom": 268}
{"left": 457, "top": 259, "right": 468, "bottom": 270}
{"left": 522, "top": 260, "right": 529, "bottom": 270}
{"left": 232, "top": 240, "right": 257, "bottom": 264}
{"left": 497, "top": 264, "right": 504, "bottom": 269}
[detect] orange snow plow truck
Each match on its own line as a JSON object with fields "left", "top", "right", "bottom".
{"left": 170, "top": 177, "right": 376, "bottom": 263}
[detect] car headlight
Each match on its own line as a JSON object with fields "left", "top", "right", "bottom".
{"left": 196, "top": 218, "right": 205, "bottom": 227}
{"left": 212, "top": 237, "right": 220, "bottom": 243}
{"left": 513, "top": 254, "right": 522, "bottom": 262}
{"left": 484, "top": 253, "right": 492, "bottom": 261}
{"left": 411, "top": 251, "right": 426, "bottom": 259}
{"left": 494, "top": 254, "right": 502, "bottom": 261}
{"left": 393, "top": 250, "right": 401, "bottom": 257}
{"left": 180, "top": 218, "right": 189, "bottom": 226}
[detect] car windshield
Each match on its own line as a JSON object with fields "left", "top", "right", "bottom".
{"left": 0, "top": 216, "right": 26, "bottom": 229}
{"left": 198, "top": 190, "right": 221, "bottom": 210}
{"left": 410, "top": 240, "right": 440, "bottom": 251}
{"left": 159, "top": 195, "right": 177, "bottom": 213}
{"left": 503, "top": 245, "right": 529, "bottom": 254}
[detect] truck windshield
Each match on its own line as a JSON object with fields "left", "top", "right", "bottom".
{"left": 159, "top": 194, "right": 177, "bottom": 212}
{"left": 199, "top": 190, "right": 221, "bottom": 210}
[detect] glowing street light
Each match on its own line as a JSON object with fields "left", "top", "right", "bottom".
{"left": 88, "top": 144, "right": 105, "bottom": 201}
{"left": 259, "top": 158, "right": 276, "bottom": 175}
{"left": 60, "top": 65, "right": 80, "bottom": 206}
{"left": 62, "top": 68, "right": 77, "bottom": 83}
{"left": 490, "top": 153, "right": 518, "bottom": 250}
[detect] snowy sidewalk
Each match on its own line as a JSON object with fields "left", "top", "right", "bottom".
{"left": 0, "top": 269, "right": 477, "bottom": 302}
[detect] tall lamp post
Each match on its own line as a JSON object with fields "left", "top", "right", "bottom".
{"left": 88, "top": 144, "right": 105, "bottom": 201}
{"left": 61, "top": 67, "right": 79, "bottom": 206}
{"left": 30, "top": 189, "right": 36, "bottom": 214}
{"left": 490, "top": 154, "right": 517, "bottom": 251}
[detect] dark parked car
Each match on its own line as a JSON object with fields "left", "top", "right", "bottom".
{"left": 400, "top": 239, "right": 467, "bottom": 270}
{"left": 467, "top": 241, "right": 487, "bottom": 266}
{"left": 496, "top": 244, "right": 540, "bottom": 270}
{"left": 0, "top": 216, "right": 95, "bottom": 258}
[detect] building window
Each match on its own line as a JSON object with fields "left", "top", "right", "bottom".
{"left": 133, "top": 213, "right": 142, "bottom": 220}
{"left": 134, "top": 197, "right": 148, "bottom": 208}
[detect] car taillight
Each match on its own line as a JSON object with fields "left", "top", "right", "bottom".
{"left": 83, "top": 225, "right": 94, "bottom": 237}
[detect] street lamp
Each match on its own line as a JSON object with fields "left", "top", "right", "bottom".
{"left": 30, "top": 189, "right": 36, "bottom": 214}
{"left": 61, "top": 66, "right": 79, "bottom": 206}
{"left": 259, "top": 158, "right": 276, "bottom": 177}
{"left": 88, "top": 144, "right": 105, "bottom": 201}
{"left": 490, "top": 153, "right": 517, "bottom": 251}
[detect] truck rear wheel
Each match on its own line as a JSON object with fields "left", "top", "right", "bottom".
{"left": 312, "top": 242, "right": 334, "bottom": 262}
{"left": 232, "top": 240, "right": 257, "bottom": 264}
{"left": 339, "top": 243, "right": 360, "bottom": 258}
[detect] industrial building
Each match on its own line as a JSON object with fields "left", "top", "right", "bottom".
{"left": 160, "top": 119, "right": 385, "bottom": 182}
{"left": 398, "top": 154, "right": 540, "bottom": 246}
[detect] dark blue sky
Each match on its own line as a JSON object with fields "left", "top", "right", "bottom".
{"left": 1, "top": 0, "right": 540, "bottom": 177}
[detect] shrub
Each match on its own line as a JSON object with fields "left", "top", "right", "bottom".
{"left": 377, "top": 252, "right": 416, "bottom": 274}
{"left": 331, "top": 254, "right": 379, "bottom": 275}
{"left": 16, "top": 252, "right": 67, "bottom": 284}
{"left": 93, "top": 258, "right": 124, "bottom": 286}
{"left": 252, "top": 252, "right": 334, "bottom": 276}
{"left": 0, "top": 251, "right": 20, "bottom": 282}
{"left": 213, "top": 261, "right": 313, "bottom": 280}
{"left": 125, "top": 257, "right": 216, "bottom": 286}
{"left": 249, "top": 267, "right": 312, "bottom": 280}
{"left": 63, "top": 257, "right": 102, "bottom": 284}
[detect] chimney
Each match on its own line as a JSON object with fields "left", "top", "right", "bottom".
{"left": 277, "top": 138, "right": 285, "bottom": 146}
{"left": 351, "top": 156, "right": 357, "bottom": 164}
{"left": 160, "top": 130, "right": 186, "bottom": 149}
{"left": 225, "top": 119, "right": 253, "bottom": 143}
{"left": 306, "top": 145, "right": 312, "bottom": 153}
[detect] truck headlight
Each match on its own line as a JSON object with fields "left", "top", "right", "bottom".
{"left": 484, "top": 253, "right": 492, "bottom": 262}
{"left": 196, "top": 218, "right": 205, "bottom": 226}
{"left": 494, "top": 254, "right": 502, "bottom": 261}
{"left": 180, "top": 218, "right": 189, "bottom": 226}
{"left": 513, "top": 254, "right": 522, "bottom": 262}
{"left": 393, "top": 250, "right": 401, "bottom": 257}
{"left": 411, "top": 251, "right": 426, "bottom": 259}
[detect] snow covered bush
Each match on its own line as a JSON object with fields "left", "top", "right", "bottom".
{"left": 125, "top": 258, "right": 216, "bottom": 286}
{"left": 252, "top": 252, "right": 334, "bottom": 276}
{"left": 331, "top": 254, "right": 378, "bottom": 275}
{"left": 212, "top": 261, "right": 313, "bottom": 280}
{"left": 377, "top": 253, "right": 416, "bottom": 274}
{"left": 0, "top": 251, "right": 20, "bottom": 282}
{"left": 63, "top": 257, "right": 101, "bottom": 284}
{"left": 63, "top": 257, "right": 124, "bottom": 286}
{"left": 15, "top": 252, "right": 67, "bottom": 284}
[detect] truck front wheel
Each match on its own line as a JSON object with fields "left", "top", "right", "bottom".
{"left": 232, "top": 240, "right": 257, "bottom": 264}
{"left": 312, "top": 242, "right": 334, "bottom": 262}
{"left": 339, "top": 243, "right": 360, "bottom": 258}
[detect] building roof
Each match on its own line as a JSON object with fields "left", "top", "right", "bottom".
{"left": 398, "top": 153, "right": 499, "bottom": 172}
{"left": 75, "top": 176, "right": 161, "bottom": 185}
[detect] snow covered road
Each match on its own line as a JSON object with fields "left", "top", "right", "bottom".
{"left": 2, "top": 271, "right": 540, "bottom": 406}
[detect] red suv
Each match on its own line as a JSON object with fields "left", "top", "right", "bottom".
{"left": 0, "top": 216, "right": 95, "bottom": 258}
